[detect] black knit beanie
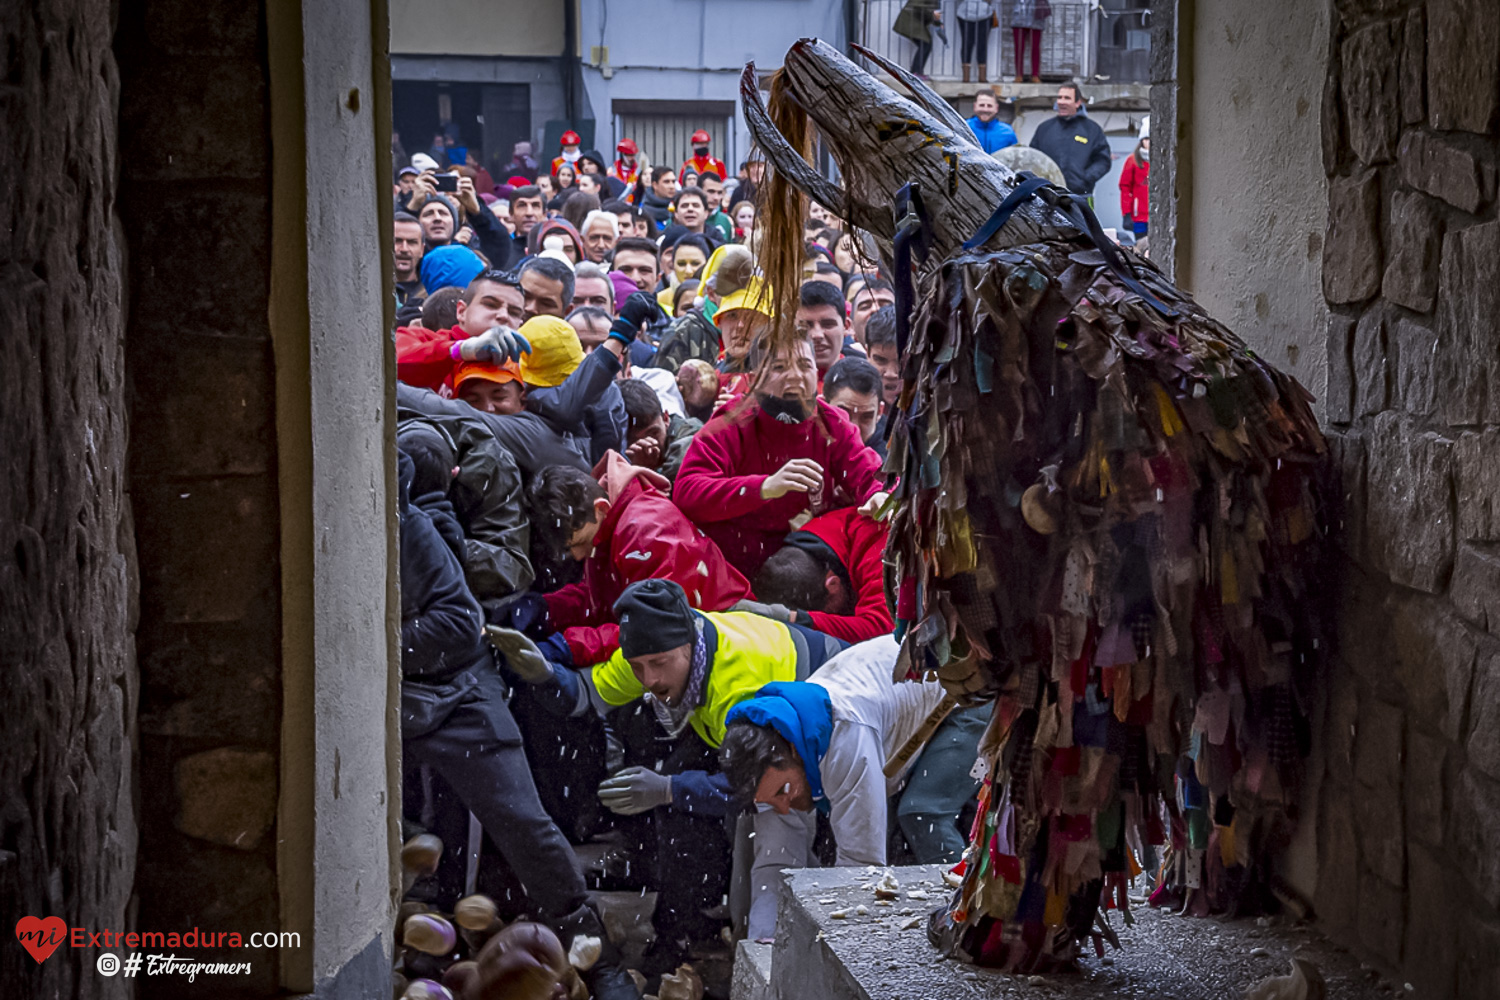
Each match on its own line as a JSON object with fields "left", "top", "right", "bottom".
{"left": 614, "top": 579, "right": 696, "bottom": 658}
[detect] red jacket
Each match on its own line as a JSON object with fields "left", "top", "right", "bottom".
{"left": 546, "top": 453, "right": 751, "bottom": 665}
{"left": 674, "top": 398, "right": 884, "bottom": 579}
{"left": 679, "top": 154, "right": 728, "bottom": 184}
{"left": 1119, "top": 156, "right": 1149, "bottom": 223}
{"left": 795, "top": 507, "right": 893, "bottom": 644}
{"left": 396, "top": 323, "right": 464, "bottom": 390}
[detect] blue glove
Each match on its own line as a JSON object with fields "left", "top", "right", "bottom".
{"left": 497, "top": 591, "right": 551, "bottom": 638}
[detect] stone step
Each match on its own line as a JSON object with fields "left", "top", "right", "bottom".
{"left": 763, "top": 864, "right": 1400, "bottom": 1000}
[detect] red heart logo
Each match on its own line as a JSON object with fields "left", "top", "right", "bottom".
{"left": 15, "top": 916, "right": 68, "bottom": 963}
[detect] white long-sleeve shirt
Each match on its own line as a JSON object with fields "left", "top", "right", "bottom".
{"left": 810, "top": 635, "right": 948, "bottom": 866}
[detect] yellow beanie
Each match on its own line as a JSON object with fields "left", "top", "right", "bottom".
{"left": 517, "top": 316, "right": 584, "bottom": 387}
{"left": 713, "top": 275, "right": 774, "bottom": 326}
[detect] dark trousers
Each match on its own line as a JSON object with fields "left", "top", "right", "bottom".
{"left": 615, "top": 706, "right": 730, "bottom": 945}
{"left": 1013, "top": 26, "right": 1042, "bottom": 78}
{"left": 960, "top": 17, "right": 992, "bottom": 65}
{"left": 909, "top": 38, "right": 932, "bottom": 75}
{"left": 405, "top": 700, "right": 588, "bottom": 920}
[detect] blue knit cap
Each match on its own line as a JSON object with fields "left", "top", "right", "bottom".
{"left": 419, "top": 244, "right": 485, "bottom": 295}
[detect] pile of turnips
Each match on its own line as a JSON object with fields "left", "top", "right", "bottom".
{"left": 393, "top": 833, "right": 600, "bottom": 1000}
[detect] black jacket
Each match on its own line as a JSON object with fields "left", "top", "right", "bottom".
{"left": 465, "top": 200, "right": 517, "bottom": 270}
{"left": 1030, "top": 113, "right": 1113, "bottom": 196}
{"left": 640, "top": 190, "right": 673, "bottom": 228}
{"left": 398, "top": 415, "right": 535, "bottom": 613}
{"left": 398, "top": 452, "right": 492, "bottom": 683}
{"left": 396, "top": 383, "right": 591, "bottom": 479}
{"left": 523, "top": 345, "right": 627, "bottom": 464}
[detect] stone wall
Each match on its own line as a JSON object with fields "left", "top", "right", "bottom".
{"left": 115, "top": 0, "right": 285, "bottom": 994}
{"left": 1317, "top": 0, "right": 1500, "bottom": 996}
{"left": 0, "top": 2, "right": 136, "bottom": 996}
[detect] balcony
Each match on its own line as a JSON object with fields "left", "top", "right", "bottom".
{"left": 858, "top": 1, "right": 1151, "bottom": 105}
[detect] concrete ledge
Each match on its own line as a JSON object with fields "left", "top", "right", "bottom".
{"left": 766, "top": 865, "right": 1395, "bottom": 1000}
{"left": 730, "top": 939, "right": 772, "bottom": 1000}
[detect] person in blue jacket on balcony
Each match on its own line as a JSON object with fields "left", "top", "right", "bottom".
{"left": 965, "top": 89, "right": 1018, "bottom": 154}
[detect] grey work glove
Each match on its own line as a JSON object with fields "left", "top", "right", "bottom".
{"left": 485, "top": 626, "right": 555, "bottom": 685}
{"left": 731, "top": 598, "right": 796, "bottom": 623}
{"left": 597, "top": 766, "right": 673, "bottom": 816}
{"left": 450, "top": 325, "right": 531, "bottom": 364}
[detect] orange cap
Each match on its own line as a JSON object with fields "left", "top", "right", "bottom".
{"left": 453, "top": 360, "right": 522, "bottom": 391}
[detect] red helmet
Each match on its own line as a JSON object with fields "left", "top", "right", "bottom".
{"left": 690, "top": 129, "right": 711, "bottom": 145}
{"left": 560, "top": 130, "right": 582, "bottom": 147}
{"left": 617, "top": 137, "right": 638, "bottom": 156}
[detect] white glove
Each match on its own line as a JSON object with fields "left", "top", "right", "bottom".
{"left": 597, "top": 766, "right": 673, "bottom": 815}
{"left": 451, "top": 325, "right": 531, "bottom": 364}
{"left": 485, "top": 626, "right": 554, "bottom": 684}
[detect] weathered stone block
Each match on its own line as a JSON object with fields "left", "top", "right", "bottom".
{"left": 1316, "top": 779, "right": 1360, "bottom": 931}
{"left": 1381, "top": 191, "right": 1443, "bottom": 313}
{"left": 1323, "top": 170, "right": 1383, "bottom": 303}
{"left": 1404, "top": 845, "right": 1459, "bottom": 997}
{"left": 1354, "top": 696, "right": 1404, "bottom": 789}
{"left": 1467, "top": 650, "right": 1500, "bottom": 780}
{"left": 119, "top": 57, "right": 268, "bottom": 181}
{"left": 173, "top": 747, "right": 277, "bottom": 850}
{"left": 1456, "top": 430, "right": 1500, "bottom": 541}
{"left": 1327, "top": 432, "right": 1369, "bottom": 563}
{"left": 1427, "top": 0, "right": 1500, "bottom": 134}
{"left": 143, "top": 0, "right": 260, "bottom": 55}
{"left": 1437, "top": 223, "right": 1500, "bottom": 427}
{"left": 1390, "top": 315, "right": 1439, "bottom": 416}
{"left": 1399, "top": 130, "right": 1496, "bottom": 214}
{"left": 1357, "top": 865, "right": 1406, "bottom": 958}
{"left": 1325, "top": 314, "right": 1356, "bottom": 423}
{"left": 1341, "top": 20, "right": 1402, "bottom": 165}
{"left": 1322, "top": 62, "right": 1349, "bottom": 178}
{"left": 1388, "top": 591, "right": 1478, "bottom": 740}
{"left": 1457, "top": 915, "right": 1500, "bottom": 999}
{"left": 136, "top": 622, "right": 280, "bottom": 745}
{"left": 122, "top": 190, "right": 272, "bottom": 337}
{"left": 1365, "top": 412, "right": 1456, "bottom": 593}
{"left": 128, "top": 334, "right": 275, "bottom": 479}
{"left": 1400, "top": 7, "right": 1426, "bottom": 125}
{"left": 131, "top": 476, "right": 277, "bottom": 624}
{"left": 1352, "top": 307, "right": 1388, "bottom": 417}
{"left": 1404, "top": 728, "right": 1447, "bottom": 847}
{"left": 1325, "top": 663, "right": 1361, "bottom": 785}
{"left": 1452, "top": 544, "right": 1500, "bottom": 632}
{"left": 1354, "top": 766, "right": 1406, "bottom": 886}
{"left": 1450, "top": 767, "right": 1500, "bottom": 908}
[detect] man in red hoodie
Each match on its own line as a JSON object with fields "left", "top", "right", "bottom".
{"left": 528, "top": 452, "right": 752, "bottom": 665}
{"left": 742, "top": 506, "right": 893, "bottom": 644}
{"left": 674, "top": 337, "right": 887, "bottom": 579}
{"left": 395, "top": 270, "right": 525, "bottom": 389}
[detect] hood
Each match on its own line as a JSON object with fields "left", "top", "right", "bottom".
{"left": 527, "top": 217, "right": 586, "bottom": 260}
{"left": 725, "top": 682, "right": 834, "bottom": 807}
{"left": 593, "top": 449, "right": 671, "bottom": 504}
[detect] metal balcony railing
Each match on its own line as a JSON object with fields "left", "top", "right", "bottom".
{"left": 858, "top": 1, "right": 1099, "bottom": 84}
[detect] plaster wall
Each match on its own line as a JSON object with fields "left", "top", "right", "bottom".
{"left": 1183, "top": 0, "right": 1331, "bottom": 409}
{"left": 576, "top": 0, "right": 846, "bottom": 168}
{"left": 389, "top": 0, "right": 563, "bottom": 57}
{"left": 269, "top": 0, "right": 399, "bottom": 991}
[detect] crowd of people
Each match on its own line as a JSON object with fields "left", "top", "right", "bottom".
{"left": 388, "top": 125, "right": 994, "bottom": 999}
{"left": 389, "top": 82, "right": 1149, "bottom": 993}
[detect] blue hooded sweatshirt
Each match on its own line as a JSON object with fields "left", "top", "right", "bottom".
{"left": 965, "top": 116, "right": 1018, "bottom": 155}
{"left": 724, "top": 682, "right": 834, "bottom": 811}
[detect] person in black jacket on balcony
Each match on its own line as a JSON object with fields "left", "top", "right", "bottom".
{"left": 1030, "top": 82, "right": 1114, "bottom": 200}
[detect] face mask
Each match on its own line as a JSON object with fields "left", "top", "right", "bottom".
{"left": 757, "top": 392, "right": 811, "bottom": 424}
{"left": 1141, "top": 150, "right": 1150, "bottom": 162}
{"left": 694, "top": 146, "right": 709, "bottom": 157}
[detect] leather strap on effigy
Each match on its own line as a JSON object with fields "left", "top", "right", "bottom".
{"left": 961, "top": 171, "right": 1179, "bottom": 320}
